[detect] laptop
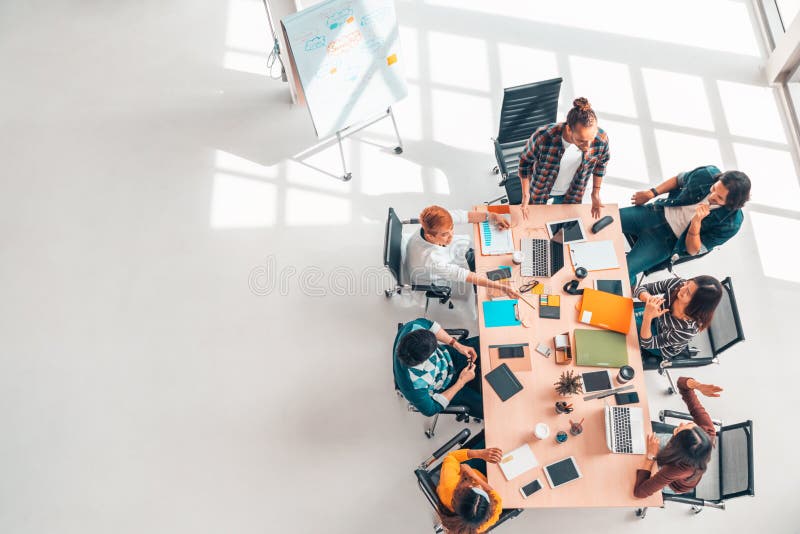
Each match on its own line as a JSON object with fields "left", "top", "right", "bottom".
{"left": 521, "top": 229, "right": 564, "bottom": 277}
{"left": 604, "top": 404, "right": 646, "bottom": 454}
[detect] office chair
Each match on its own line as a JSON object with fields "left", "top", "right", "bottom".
{"left": 487, "top": 78, "right": 563, "bottom": 206}
{"left": 384, "top": 207, "right": 454, "bottom": 313}
{"left": 639, "top": 277, "right": 744, "bottom": 394}
{"left": 635, "top": 410, "right": 754, "bottom": 518}
{"left": 395, "top": 323, "right": 478, "bottom": 438}
{"left": 415, "top": 428, "right": 523, "bottom": 532}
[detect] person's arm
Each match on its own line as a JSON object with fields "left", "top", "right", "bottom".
{"left": 517, "top": 132, "right": 541, "bottom": 218}
{"left": 630, "top": 175, "right": 681, "bottom": 206}
{"left": 677, "top": 377, "right": 719, "bottom": 438}
{"left": 640, "top": 317, "right": 695, "bottom": 352}
{"left": 466, "top": 272, "right": 521, "bottom": 299}
{"left": 634, "top": 463, "right": 685, "bottom": 498}
{"left": 438, "top": 362, "right": 475, "bottom": 405}
{"left": 639, "top": 295, "right": 667, "bottom": 343}
{"left": 633, "top": 278, "right": 678, "bottom": 302}
{"left": 590, "top": 145, "right": 610, "bottom": 218}
{"left": 684, "top": 204, "right": 711, "bottom": 256}
{"left": 466, "top": 210, "right": 510, "bottom": 230}
{"left": 434, "top": 328, "right": 477, "bottom": 363}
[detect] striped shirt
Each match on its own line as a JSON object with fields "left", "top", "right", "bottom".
{"left": 634, "top": 278, "right": 699, "bottom": 359}
{"left": 517, "top": 122, "right": 610, "bottom": 204}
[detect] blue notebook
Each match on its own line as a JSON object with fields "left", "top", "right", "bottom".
{"left": 483, "top": 299, "right": 521, "bottom": 328}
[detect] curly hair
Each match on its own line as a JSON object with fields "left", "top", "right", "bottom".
{"left": 438, "top": 483, "right": 496, "bottom": 534}
{"left": 566, "top": 97, "right": 597, "bottom": 129}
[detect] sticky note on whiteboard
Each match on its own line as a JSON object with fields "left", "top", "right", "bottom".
{"left": 581, "top": 311, "right": 592, "bottom": 323}
{"left": 387, "top": 54, "right": 398, "bottom": 66}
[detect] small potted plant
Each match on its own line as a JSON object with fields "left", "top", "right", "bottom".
{"left": 554, "top": 370, "right": 583, "bottom": 396}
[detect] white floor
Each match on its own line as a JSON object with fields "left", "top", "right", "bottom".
{"left": 1, "top": 1, "right": 798, "bottom": 532}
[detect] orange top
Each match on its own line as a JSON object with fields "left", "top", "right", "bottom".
{"left": 436, "top": 450, "right": 502, "bottom": 533}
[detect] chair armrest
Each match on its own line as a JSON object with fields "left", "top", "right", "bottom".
{"left": 419, "top": 428, "right": 472, "bottom": 469}
{"left": 664, "top": 494, "right": 725, "bottom": 510}
{"left": 445, "top": 328, "right": 469, "bottom": 341}
{"left": 402, "top": 217, "right": 420, "bottom": 224}
{"left": 441, "top": 405, "right": 468, "bottom": 415}
{"left": 660, "top": 410, "right": 722, "bottom": 428}
{"left": 493, "top": 139, "right": 509, "bottom": 178}
{"left": 662, "top": 357, "right": 716, "bottom": 369}
{"left": 492, "top": 508, "right": 523, "bottom": 530}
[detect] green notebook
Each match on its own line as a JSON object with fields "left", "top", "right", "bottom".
{"left": 574, "top": 329, "right": 628, "bottom": 368}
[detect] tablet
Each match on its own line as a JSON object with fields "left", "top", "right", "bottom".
{"left": 546, "top": 218, "right": 586, "bottom": 243}
{"left": 543, "top": 456, "right": 583, "bottom": 489}
{"left": 581, "top": 369, "right": 613, "bottom": 393}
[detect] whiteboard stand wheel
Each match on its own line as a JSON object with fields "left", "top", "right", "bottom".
{"left": 394, "top": 146, "right": 403, "bottom": 154}
{"left": 342, "top": 173, "right": 352, "bottom": 181}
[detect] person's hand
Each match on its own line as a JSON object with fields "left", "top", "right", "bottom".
{"left": 489, "top": 213, "right": 510, "bottom": 230}
{"left": 503, "top": 286, "right": 522, "bottom": 300}
{"left": 630, "top": 190, "right": 654, "bottom": 206}
{"left": 478, "top": 448, "right": 503, "bottom": 464}
{"left": 645, "top": 433, "right": 660, "bottom": 458}
{"left": 687, "top": 379, "right": 723, "bottom": 398}
{"left": 692, "top": 203, "right": 711, "bottom": 224}
{"left": 642, "top": 296, "right": 668, "bottom": 321}
{"left": 454, "top": 341, "right": 477, "bottom": 364}
{"left": 459, "top": 362, "right": 476, "bottom": 384}
{"left": 591, "top": 190, "right": 604, "bottom": 219}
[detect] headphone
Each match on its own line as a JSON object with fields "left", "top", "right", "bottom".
{"left": 563, "top": 279, "right": 584, "bottom": 295}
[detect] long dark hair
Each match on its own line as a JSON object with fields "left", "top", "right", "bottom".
{"left": 656, "top": 425, "right": 713, "bottom": 482}
{"left": 685, "top": 275, "right": 723, "bottom": 330}
{"left": 438, "top": 484, "right": 494, "bottom": 534}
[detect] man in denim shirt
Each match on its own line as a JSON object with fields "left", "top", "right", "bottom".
{"left": 621, "top": 165, "right": 751, "bottom": 287}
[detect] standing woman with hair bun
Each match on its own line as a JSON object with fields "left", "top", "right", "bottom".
{"left": 517, "top": 97, "right": 610, "bottom": 219}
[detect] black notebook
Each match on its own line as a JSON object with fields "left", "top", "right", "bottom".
{"left": 484, "top": 363, "right": 523, "bottom": 401}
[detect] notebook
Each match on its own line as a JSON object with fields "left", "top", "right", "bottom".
{"left": 484, "top": 363, "right": 523, "bottom": 401}
{"left": 482, "top": 299, "right": 521, "bottom": 328}
{"left": 479, "top": 215, "right": 513, "bottom": 255}
{"left": 568, "top": 240, "right": 619, "bottom": 272}
{"left": 578, "top": 288, "right": 633, "bottom": 334}
{"left": 594, "top": 279, "right": 623, "bottom": 296}
{"left": 488, "top": 343, "right": 532, "bottom": 372}
{"left": 574, "top": 329, "right": 628, "bottom": 368}
{"left": 499, "top": 444, "right": 539, "bottom": 481}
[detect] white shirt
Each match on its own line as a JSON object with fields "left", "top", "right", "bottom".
{"left": 663, "top": 194, "right": 720, "bottom": 238}
{"left": 549, "top": 138, "right": 583, "bottom": 197}
{"left": 404, "top": 209, "right": 472, "bottom": 286}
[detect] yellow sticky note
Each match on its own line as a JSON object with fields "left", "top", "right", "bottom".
{"left": 347, "top": 16, "right": 354, "bottom": 23}
{"left": 330, "top": 68, "right": 337, "bottom": 74}
{"left": 548, "top": 295, "right": 560, "bottom": 306}
{"left": 532, "top": 284, "right": 544, "bottom": 295}
{"left": 387, "top": 53, "right": 398, "bottom": 66}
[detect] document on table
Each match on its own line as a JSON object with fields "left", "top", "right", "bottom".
{"left": 568, "top": 240, "right": 619, "bottom": 271}
{"left": 499, "top": 444, "right": 539, "bottom": 481}
{"left": 479, "top": 215, "right": 513, "bottom": 255}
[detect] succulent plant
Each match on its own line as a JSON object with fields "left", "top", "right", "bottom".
{"left": 554, "top": 370, "right": 583, "bottom": 396}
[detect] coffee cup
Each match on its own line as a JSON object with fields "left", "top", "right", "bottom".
{"left": 512, "top": 251, "right": 524, "bottom": 265}
{"left": 533, "top": 422, "right": 550, "bottom": 440}
{"left": 617, "top": 365, "right": 635, "bottom": 385}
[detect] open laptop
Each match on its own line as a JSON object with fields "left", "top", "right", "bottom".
{"left": 604, "top": 404, "right": 646, "bottom": 454}
{"left": 521, "top": 229, "right": 564, "bottom": 277}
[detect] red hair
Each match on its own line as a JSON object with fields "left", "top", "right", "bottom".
{"left": 420, "top": 206, "right": 453, "bottom": 235}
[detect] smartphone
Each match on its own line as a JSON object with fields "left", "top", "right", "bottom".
{"left": 487, "top": 268, "right": 511, "bottom": 281}
{"left": 615, "top": 391, "right": 640, "bottom": 405}
{"left": 520, "top": 478, "right": 543, "bottom": 498}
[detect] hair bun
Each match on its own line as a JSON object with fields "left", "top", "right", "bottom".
{"left": 573, "top": 97, "right": 591, "bottom": 111}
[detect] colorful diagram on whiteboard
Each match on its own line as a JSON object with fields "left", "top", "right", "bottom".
{"left": 283, "top": 0, "right": 408, "bottom": 138}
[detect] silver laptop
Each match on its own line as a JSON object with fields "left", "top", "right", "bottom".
{"left": 604, "top": 404, "right": 646, "bottom": 454}
{"left": 521, "top": 229, "right": 565, "bottom": 277}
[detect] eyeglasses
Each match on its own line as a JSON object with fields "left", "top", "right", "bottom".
{"left": 519, "top": 280, "right": 540, "bottom": 293}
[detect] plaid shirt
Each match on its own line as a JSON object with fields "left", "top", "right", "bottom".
{"left": 517, "top": 122, "right": 610, "bottom": 204}
{"left": 654, "top": 165, "right": 744, "bottom": 257}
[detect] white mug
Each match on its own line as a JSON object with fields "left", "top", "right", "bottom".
{"left": 533, "top": 422, "right": 550, "bottom": 440}
{"left": 512, "top": 251, "right": 524, "bottom": 264}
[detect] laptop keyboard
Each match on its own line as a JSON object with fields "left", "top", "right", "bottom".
{"left": 522, "top": 239, "right": 549, "bottom": 277}
{"left": 612, "top": 407, "right": 633, "bottom": 454}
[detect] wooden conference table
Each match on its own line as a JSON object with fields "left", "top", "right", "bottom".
{"left": 472, "top": 204, "right": 662, "bottom": 510}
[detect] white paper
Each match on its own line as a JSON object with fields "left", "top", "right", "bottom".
{"left": 499, "top": 444, "right": 539, "bottom": 481}
{"left": 479, "top": 215, "right": 514, "bottom": 255}
{"left": 569, "top": 240, "right": 619, "bottom": 271}
{"left": 581, "top": 310, "right": 592, "bottom": 324}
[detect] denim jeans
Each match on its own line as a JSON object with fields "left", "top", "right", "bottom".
{"left": 620, "top": 205, "right": 677, "bottom": 287}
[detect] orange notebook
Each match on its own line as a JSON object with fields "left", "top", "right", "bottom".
{"left": 577, "top": 288, "right": 633, "bottom": 334}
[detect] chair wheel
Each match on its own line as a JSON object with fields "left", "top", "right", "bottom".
{"left": 667, "top": 387, "right": 675, "bottom": 395}
{"left": 384, "top": 289, "right": 393, "bottom": 298}
{"left": 448, "top": 302, "right": 454, "bottom": 309}
{"left": 425, "top": 429, "right": 434, "bottom": 439}
{"left": 635, "top": 508, "right": 647, "bottom": 519}
{"left": 492, "top": 165, "right": 499, "bottom": 174}
{"left": 473, "top": 418, "right": 482, "bottom": 424}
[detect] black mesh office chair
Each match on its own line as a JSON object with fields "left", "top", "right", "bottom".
{"left": 395, "top": 323, "right": 477, "bottom": 438}
{"left": 487, "top": 78, "right": 563, "bottom": 205}
{"left": 640, "top": 277, "right": 744, "bottom": 394}
{"left": 415, "top": 428, "right": 523, "bottom": 532}
{"left": 384, "top": 207, "right": 454, "bottom": 313}
{"left": 635, "top": 410, "right": 754, "bottom": 518}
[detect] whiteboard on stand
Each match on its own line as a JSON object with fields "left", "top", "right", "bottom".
{"left": 281, "top": 0, "right": 407, "bottom": 138}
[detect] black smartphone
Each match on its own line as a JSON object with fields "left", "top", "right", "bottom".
{"left": 498, "top": 346, "right": 525, "bottom": 358}
{"left": 615, "top": 391, "right": 640, "bottom": 405}
{"left": 519, "top": 478, "right": 543, "bottom": 498}
{"left": 486, "top": 268, "right": 511, "bottom": 281}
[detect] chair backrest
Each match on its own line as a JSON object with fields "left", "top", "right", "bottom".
{"left": 718, "top": 420, "right": 755, "bottom": 500}
{"left": 707, "top": 277, "right": 745, "bottom": 355}
{"left": 384, "top": 208, "right": 403, "bottom": 284}
{"left": 496, "top": 78, "right": 563, "bottom": 144}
